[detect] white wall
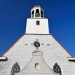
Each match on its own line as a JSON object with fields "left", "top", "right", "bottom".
{"left": 26, "top": 18, "right": 49, "bottom": 34}
{"left": 0, "top": 35, "right": 75, "bottom": 75}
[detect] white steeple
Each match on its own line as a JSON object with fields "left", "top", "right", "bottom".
{"left": 26, "top": 5, "right": 49, "bottom": 34}
{"left": 31, "top": 5, "right": 44, "bottom": 18}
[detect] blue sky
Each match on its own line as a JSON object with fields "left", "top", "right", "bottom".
{"left": 0, "top": 0, "right": 75, "bottom": 56}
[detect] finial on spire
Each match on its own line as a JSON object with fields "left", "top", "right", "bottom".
{"left": 36, "top": 1, "right": 39, "bottom": 5}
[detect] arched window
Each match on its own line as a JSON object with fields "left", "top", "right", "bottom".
{"left": 11, "top": 63, "right": 20, "bottom": 75}
{"left": 41, "top": 10, "right": 43, "bottom": 14}
{"left": 41, "top": 10, "right": 43, "bottom": 17}
{"left": 36, "top": 9, "right": 39, "bottom": 13}
{"left": 35, "top": 9, "right": 40, "bottom": 17}
{"left": 32, "top": 10, "right": 34, "bottom": 17}
{"left": 53, "top": 63, "right": 61, "bottom": 75}
{"left": 32, "top": 10, "right": 34, "bottom": 14}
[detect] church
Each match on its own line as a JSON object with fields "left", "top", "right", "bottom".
{"left": 0, "top": 5, "right": 75, "bottom": 75}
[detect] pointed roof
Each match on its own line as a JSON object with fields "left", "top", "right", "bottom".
{"left": 31, "top": 5, "right": 44, "bottom": 11}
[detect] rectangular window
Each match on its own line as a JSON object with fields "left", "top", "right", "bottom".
{"left": 36, "top": 21, "right": 40, "bottom": 25}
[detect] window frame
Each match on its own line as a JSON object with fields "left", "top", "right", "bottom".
{"left": 36, "top": 21, "right": 40, "bottom": 25}
{"left": 53, "top": 63, "right": 62, "bottom": 75}
{"left": 11, "top": 63, "right": 20, "bottom": 75}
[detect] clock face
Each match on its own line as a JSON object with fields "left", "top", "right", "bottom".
{"left": 34, "top": 41, "right": 40, "bottom": 48}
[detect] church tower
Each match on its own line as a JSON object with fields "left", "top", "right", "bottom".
{"left": 26, "top": 5, "right": 49, "bottom": 34}
{"left": 0, "top": 5, "right": 75, "bottom": 75}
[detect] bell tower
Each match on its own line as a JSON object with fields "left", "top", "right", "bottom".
{"left": 31, "top": 5, "right": 44, "bottom": 18}
{"left": 26, "top": 5, "right": 49, "bottom": 34}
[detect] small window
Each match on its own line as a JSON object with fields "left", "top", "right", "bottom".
{"left": 11, "top": 63, "right": 20, "bottom": 75}
{"left": 41, "top": 10, "right": 43, "bottom": 17}
{"left": 32, "top": 10, "right": 34, "bottom": 14}
{"left": 35, "top": 63, "right": 40, "bottom": 69}
{"left": 41, "top": 10, "right": 43, "bottom": 15}
{"left": 36, "top": 21, "right": 40, "bottom": 25}
{"left": 36, "top": 9, "right": 40, "bottom": 17}
{"left": 36, "top": 9, "right": 39, "bottom": 13}
{"left": 53, "top": 63, "right": 61, "bottom": 75}
{"left": 32, "top": 10, "right": 34, "bottom": 17}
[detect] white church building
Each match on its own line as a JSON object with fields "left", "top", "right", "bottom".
{"left": 0, "top": 5, "right": 75, "bottom": 75}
